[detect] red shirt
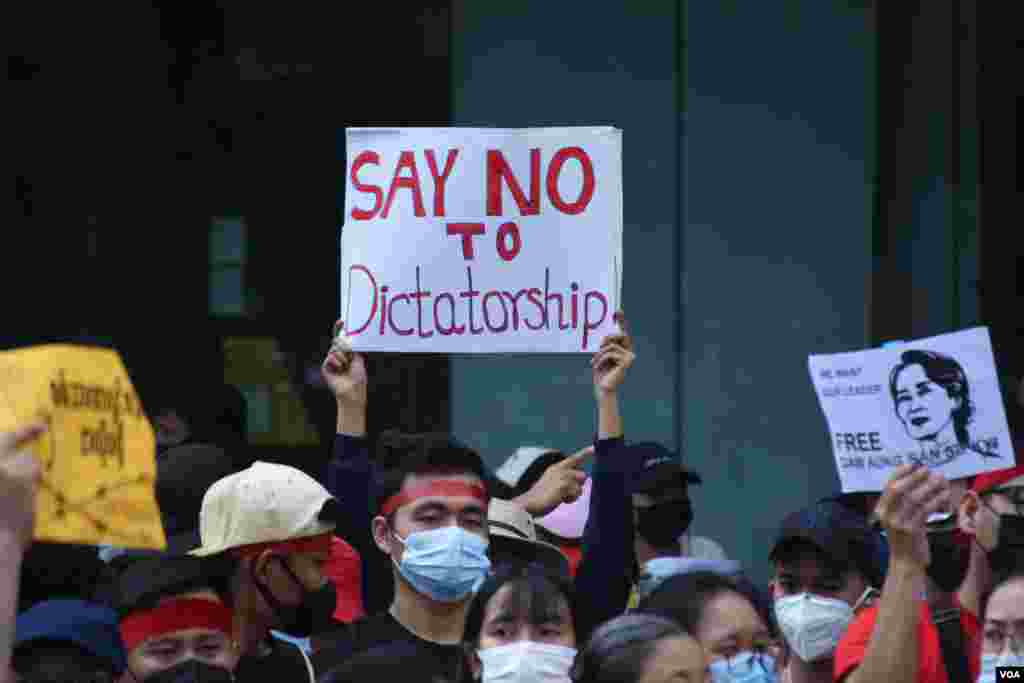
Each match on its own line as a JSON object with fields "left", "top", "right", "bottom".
{"left": 834, "top": 598, "right": 980, "bottom": 683}
{"left": 322, "top": 536, "right": 365, "bottom": 623}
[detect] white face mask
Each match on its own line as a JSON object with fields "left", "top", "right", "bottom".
{"left": 477, "top": 641, "right": 577, "bottom": 683}
{"left": 977, "top": 652, "right": 1024, "bottom": 683}
{"left": 773, "top": 588, "right": 874, "bottom": 662}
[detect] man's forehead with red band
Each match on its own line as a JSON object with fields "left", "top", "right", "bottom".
{"left": 380, "top": 472, "right": 489, "bottom": 518}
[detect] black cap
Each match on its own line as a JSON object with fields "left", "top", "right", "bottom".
{"left": 769, "top": 500, "right": 883, "bottom": 586}
{"left": 629, "top": 442, "right": 702, "bottom": 495}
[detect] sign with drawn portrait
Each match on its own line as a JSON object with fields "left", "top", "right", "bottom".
{"left": 808, "top": 327, "right": 1014, "bottom": 492}
{"left": 0, "top": 345, "right": 166, "bottom": 549}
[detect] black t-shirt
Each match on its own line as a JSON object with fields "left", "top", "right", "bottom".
{"left": 235, "top": 637, "right": 313, "bottom": 682}
{"left": 319, "top": 641, "right": 462, "bottom": 683}
{"left": 312, "top": 612, "right": 466, "bottom": 682}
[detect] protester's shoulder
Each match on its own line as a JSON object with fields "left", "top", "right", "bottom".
{"left": 319, "top": 640, "right": 455, "bottom": 683}
{"left": 237, "top": 638, "right": 311, "bottom": 680}
{"left": 839, "top": 604, "right": 880, "bottom": 643}
{"left": 310, "top": 612, "right": 404, "bottom": 674}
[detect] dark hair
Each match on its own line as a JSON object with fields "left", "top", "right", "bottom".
{"left": 889, "top": 350, "right": 974, "bottom": 446}
{"left": 771, "top": 538, "right": 882, "bottom": 591}
{"left": 18, "top": 543, "right": 107, "bottom": 614}
{"left": 510, "top": 451, "right": 566, "bottom": 498}
{"left": 12, "top": 641, "right": 116, "bottom": 683}
{"left": 979, "top": 571, "right": 1024, "bottom": 623}
{"left": 97, "top": 554, "right": 236, "bottom": 618}
{"left": 374, "top": 431, "right": 487, "bottom": 515}
{"left": 571, "top": 614, "right": 689, "bottom": 683}
{"left": 639, "top": 571, "right": 776, "bottom": 638}
{"left": 464, "top": 563, "right": 578, "bottom": 646}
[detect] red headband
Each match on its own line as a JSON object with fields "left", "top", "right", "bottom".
{"left": 231, "top": 532, "right": 333, "bottom": 559}
{"left": 120, "top": 598, "right": 233, "bottom": 653}
{"left": 380, "top": 482, "right": 489, "bottom": 516}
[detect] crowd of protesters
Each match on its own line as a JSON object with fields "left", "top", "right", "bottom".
{"left": 1, "top": 314, "right": 1022, "bottom": 683}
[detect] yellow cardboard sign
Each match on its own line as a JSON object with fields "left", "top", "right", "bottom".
{"left": 0, "top": 345, "right": 166, "bottom": 550}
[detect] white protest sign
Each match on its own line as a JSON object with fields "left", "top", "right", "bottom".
{"left": 809, "top": 327, "right": 1013, "bottom": 492}
{"left": 340, "top": 127, "right": 623, "bottom": 353}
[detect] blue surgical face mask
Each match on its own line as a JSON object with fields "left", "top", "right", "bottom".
{"left": 977, "top": 652, "right": 1024, "bottom": 683}
{"left": 709, "top": 652, "right": 779, "bottom": 683}
{"left": 391, "top": 525, "right": 491, "bottom": 603}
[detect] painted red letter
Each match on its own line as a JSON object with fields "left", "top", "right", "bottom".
{"left": 447, "top": 223, "right": 486, "bottom": 260}
{"left": 496, "top": 222, "right": 522, "bottom": 262}
{"left": 424, "top": 149, "right": 460, "bottom": 217}
{"left": 349, "top": 151, "right": 383, "bottom": 220}
{"left": 487, "top": 149, "right": 541, "bottom": 216}
{"left": 546, "top": 147, "right": 595, "bottom": 215}
{"left": 382, "top": 151, "right": 427, "bottom": 219}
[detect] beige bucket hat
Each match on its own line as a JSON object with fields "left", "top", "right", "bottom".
{"left": 488, "top": 498, "right": 569, "bottom": 576}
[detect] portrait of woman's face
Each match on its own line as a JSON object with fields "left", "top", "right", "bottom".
{"left": 894, "top": 364, "right": 960, "bottom": 442}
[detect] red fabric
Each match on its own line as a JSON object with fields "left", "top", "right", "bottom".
{"left": 323, "top": 536, "right": 364, "bottom": 623}
{"left": 231, "top": 532, "right": 333, "bottom": 559}
{"left": 379, "top": 481, "right": 488, "bottom": 516}
{"left": 971, "top": 464, "right": 1024, "bottom": 494}
{"left": 120, "top": 598, "right": 233, "bottom": 653}
{"left": 834, "top": 600, "right": 980, "bottom": 683}
{"left": 560, "top": 545, "right": 582, "bottom": 578}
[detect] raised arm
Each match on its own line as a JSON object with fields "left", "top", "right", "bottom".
{"left": 838, "top": 466, "right": 950, "bottom": 683}
{"left": 0, "top": 423, "right": 46, "bottom": 683}
{"left": 574, "top": 313, "right": 638, "bottom": 639}
{"left": 319, "top": 324, "right": 394, "bottom": 613}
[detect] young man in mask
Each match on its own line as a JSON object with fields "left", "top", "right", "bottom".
{"left": 630, "top": 445, "right": 732, "bottom": 603}
{"left": 313, "top": 316, "right": 637, "bottom": 675}
{"left": 189, "top": 462, "right": 340, "bottom": 681}
{"left": 313, "top": 433, "right": 493, "bottom": 681}
{"left": 768, "top": 500, "right": 883, "bottom": 683}
{"left": 101, "top": 554, "right": 237, "bottom": 683}
{"left": 958, "top": 464, "right": 1024, "bottom": 617}
{"left": 834, "top": 466, "right": 983, "bottom": 683}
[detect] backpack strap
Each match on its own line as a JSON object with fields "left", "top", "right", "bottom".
{"left": 930, "top": 605, "right": 970, "bottom": 683}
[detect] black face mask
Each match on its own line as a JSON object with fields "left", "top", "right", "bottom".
{"left": 636, "top": 499, "right": 694, "bottom": 548}
{"left": 143, "top": 660, "right": 233, "bottom": 683}
{"left": 252, "top": 557, "right": 337, "bottom": 637}
{"left": 926, "top": 527, "right": 970, "bottom": 593}
{"left": 988, "top": 514, "right": 1024, "bottom": 577}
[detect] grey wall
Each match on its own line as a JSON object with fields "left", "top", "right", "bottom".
{"left": 683, "top": 1, "right": 875, "bottom": 582}
{"left": 450, "top": 0, "right": 876, "bottom": 585}
{"left": 449, "top": 2, "right": 682, "bottom": 460}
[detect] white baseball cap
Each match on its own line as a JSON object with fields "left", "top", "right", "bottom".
{"left": 495, "top": 446, "right": 561, "bottom": 488}
{"left": 189, "top": 461, "right": 336, "bottom": 557}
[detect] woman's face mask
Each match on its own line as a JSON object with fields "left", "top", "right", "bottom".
{"left": 708, "top": 651, "right": 779, "bottom": 683}
{"left": 976, "top": 652, "right": 1024, "bottom": 683}
{"left": 476, "top": 641, "right": 576, "bottom": 683}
